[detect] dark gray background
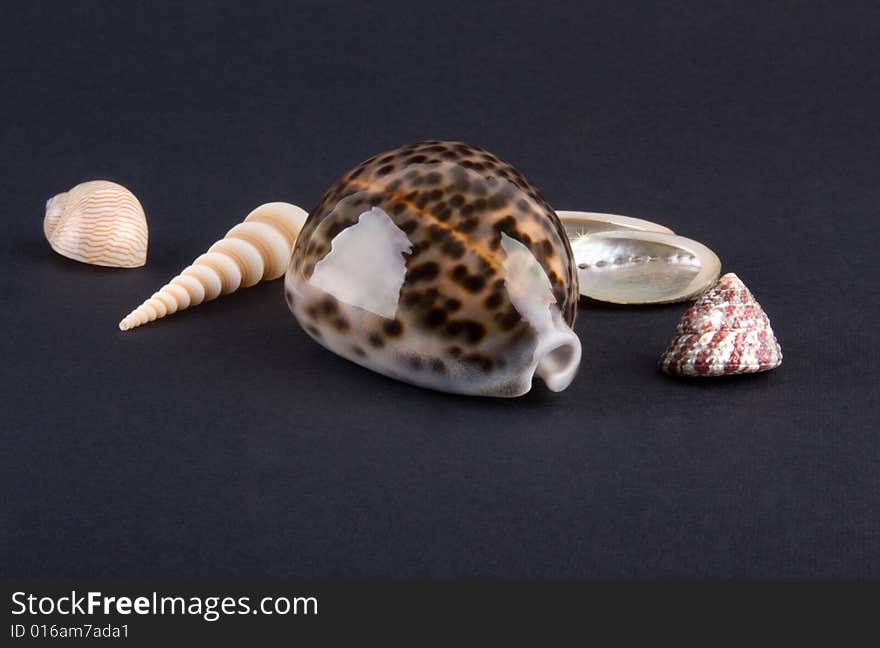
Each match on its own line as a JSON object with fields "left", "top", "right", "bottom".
{"left": 1, "top": 0, "right": 878, "bottom": 577}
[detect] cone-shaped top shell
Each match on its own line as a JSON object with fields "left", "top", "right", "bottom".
{"left": 659, "top": 273, "right": 782, "bottom": 377}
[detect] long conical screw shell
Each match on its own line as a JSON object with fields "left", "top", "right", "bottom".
{"left": 118, "top": 202, "right": 307, "bottom": 331}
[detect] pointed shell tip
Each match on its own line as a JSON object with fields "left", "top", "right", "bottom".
{"left": 116, "top": 201, "right": 306, "bottom": 330}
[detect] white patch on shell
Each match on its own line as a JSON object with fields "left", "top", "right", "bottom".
{"left": 500, "top": 233, "right": 581, "bottom": 392}
{"left": 309, "top": 207, "right": 412, "bottom": 318}
{"left": 500, "top": 232, "right": 556, "bottom": 327}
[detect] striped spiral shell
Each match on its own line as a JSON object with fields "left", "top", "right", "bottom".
{"left": 118, "top": 202, "right": 307, "bottom": 331}
{"left": 659, "top": 273, "right": 782, "bottom": 377}
{"left": 44, "top": 180, "right": 148, "bottom": 268}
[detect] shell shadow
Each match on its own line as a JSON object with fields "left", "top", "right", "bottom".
{"left": 656, "top": 366, "right": 780, "bottom": 387}
{"left": 578, "top": 296, "right": 687, "bottom": 314}
{"left": 21, "top": 238, "right": 136, "bottom": 275}
{"left": 176, "top": 283, "right": 567, "bottom": 413}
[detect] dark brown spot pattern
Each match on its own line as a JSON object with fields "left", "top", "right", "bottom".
{"left": 286, "top": 140, "right": 579, "bottom": 396}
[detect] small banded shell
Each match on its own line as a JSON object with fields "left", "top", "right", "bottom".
{"left": 44, "top": 180, "right": 148, "bottom": 268}
{"left": 285, "top": 141, "right": 581, "bottom": 397}
{"left": 118, "top": 202, "right": 307, "bottom": 331}
{"left": 570, "top": 230, "right": 721, "bottom": 304}
{"left": 659, "top": 273, "right": 782, "bottom": 376}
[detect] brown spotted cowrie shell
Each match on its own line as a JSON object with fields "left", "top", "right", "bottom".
{"left": 285, "top": 141, "right": 581, "bottom": 397}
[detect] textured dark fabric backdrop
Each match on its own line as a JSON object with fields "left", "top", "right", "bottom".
{"left": 1, "top": 0, "right": 878, "bottom": 577}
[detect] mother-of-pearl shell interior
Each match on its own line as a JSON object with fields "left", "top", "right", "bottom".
{"left": 570, "top": 230, "right": 721, "bottom": 304}
{"left": 556, "top": 210, "right": 674, "bottom": 239}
